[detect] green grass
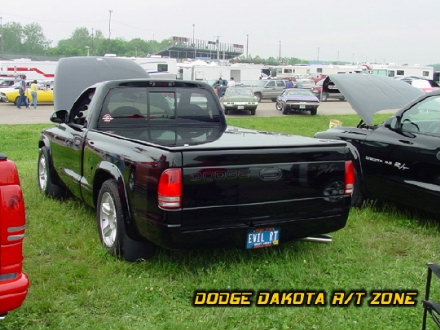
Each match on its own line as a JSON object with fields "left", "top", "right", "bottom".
{"left": 0, "top": 117, "right": 438, "bottom": 330}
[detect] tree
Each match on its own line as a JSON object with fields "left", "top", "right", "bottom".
{"left": 22, "top": 23, "right": 50, "bottom": 54}
{"left": 2, "top": 22, "right": 24, "bottom": 53}
{"left": 1, "top": 22, "right": 50, "bottom": 55}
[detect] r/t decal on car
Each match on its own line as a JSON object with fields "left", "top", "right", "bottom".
{"left": 394, "top": 162, "right": 409, "bottom": 171}
{"left": 365, "top": 156, "right": 409, "bottom": 171}
{"left": 102, "top": 114, "right": 113, "bottom": 123}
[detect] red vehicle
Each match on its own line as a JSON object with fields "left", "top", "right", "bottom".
{"left": 0, "top": 153, "right": 29, "bottom": 319}
{"left": 311, "top": 76, "right": 345, "bottom": 101}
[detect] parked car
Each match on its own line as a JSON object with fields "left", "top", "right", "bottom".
{"left": 311, "top": 77, "right": 345, "bottom": 101}
{"left": 276, "top": 88, "right": 320, "bottom": 115}
{"left": 398, "top": 77, "right": 440, "bottom": 93}
{"left": 37, "top": 56, "right": 356, "bottom": 261}
{"left": 220, "top": 87, "right": 259, "bottom": 115}
{"left": 251, "top": 79, "right": 287, "bottom": 102}
{"left": 315, "top": 74, "right": 440, "bottom": 214}
{"left": 0, "top": 78, "right": 16, "bottom": 89}
{"left": 295, "top": 78, "right": 316, "bottom": 89}
{"left": 0, "top": 87, "right": 54, "bottom": 105}
{"left": 0, "top": 154, "right": 29, "bottom": 319}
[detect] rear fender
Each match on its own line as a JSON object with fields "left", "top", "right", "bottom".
{"left": 94, "top": 162, "right": 136, "bottom": 235}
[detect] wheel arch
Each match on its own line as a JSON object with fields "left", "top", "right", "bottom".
{"left": 93, "top": 162, "right": 136, "bottom": 236}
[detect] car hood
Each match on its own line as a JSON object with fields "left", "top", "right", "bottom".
{"left": 54, "top": 56, "right": 149, "bottom": 111}
{"left": 329, "top": 74, "right": 424, "bottom": 125}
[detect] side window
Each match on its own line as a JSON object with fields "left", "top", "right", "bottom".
{"left": 266, "top": 81, "right": 275, "bottom": 88}
{"left": 276, "top": 81, "right": 285, "bottom": 87}
{"left": 401, "top": 96, "right": 440, "bottom": 135}
{"left": 69, "top": 87, "right": 96, "bottom": 126}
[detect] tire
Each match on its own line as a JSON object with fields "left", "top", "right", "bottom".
{"left": 282, "top": 104, "right": 289, "bottom": 115}
{"left": 275, "top": 102, "right": 282, "bottom": 111}
{"left": 37, "top": 147, "right": 69, "bottom": 199}
{"left": 254, "top": 93, "right": 262, "bottom": 102}
{"left": 224, "top": 108, "right": 229, "bottom": 115}
{"left": 250, "top": 109, "right": 256, "bottom": 115}
{"left": 320, "top": 93, "right": 328, "bottom": 102}
{"left": 14, "top": 96, "right": 20, "bottom": 105}
{"left": 271, "top": 98, "right": 277, "bottom": 102}
{"left": 97, "top": 179, "right": 155, "bottom": 261}
{"left": 310, "top": 108, "right": 317, "bottom": 115}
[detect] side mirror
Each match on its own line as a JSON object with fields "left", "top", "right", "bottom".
{"left": 384, "top": 116, "right": 400, "bottom": 131}
{"left": 50, "top": 110, "right": 68, "bottom": 123}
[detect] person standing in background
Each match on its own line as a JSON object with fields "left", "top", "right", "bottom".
{"left": 30, "top": 80, "right": 39, "bottom": 109}
{"left": 17, "top": 75, "right": 29, "bottom": 109}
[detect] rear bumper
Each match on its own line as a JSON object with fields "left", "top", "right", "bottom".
{"left": 143, "top": 205, "right": 349, "bottom": 250}
{"left": 0, "top": 273, "right": 29, "bottom": 315}
{"left": 285, "top": 103, "right": 318, "bottom": 110}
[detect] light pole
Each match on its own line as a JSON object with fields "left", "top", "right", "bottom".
{"left": 192, "top": 24, "right": 196, "bottom": 59}
{"left": 108, "top": 10, "right": 113, "bottom": 39}
{"left": 216, "top": 36, "right": 220, "bottom": 61}
{"left": 278, "top": 40, "right": 281, "bottom": 60}
{"left": 0, "top": 17, "right": 3, "bottom": 55}
{"left": 246, "top": 34, "right": 249, "bottom": 58}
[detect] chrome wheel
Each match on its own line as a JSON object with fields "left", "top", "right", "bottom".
{"left": 99, "top": 192, "right": 118, "bottom": 247}
{"left": 38, "top": 153, "right": 48, "bottom": 191}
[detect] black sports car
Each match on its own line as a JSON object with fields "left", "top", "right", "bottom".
{"left": 315, "top": 74, "right": 439, "bottom": 214}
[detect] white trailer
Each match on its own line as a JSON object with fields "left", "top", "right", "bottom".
{"left": 130, "top": 56, "right": 178, "bottom": 79}
{"left": 178, "top": 62, "right": 263, "bottom": 83}
{"left": 371, "top": 64, "right": 434, "bottom": 80}
{"left": 0, "top": 60, "right": 57, "bottom": 81}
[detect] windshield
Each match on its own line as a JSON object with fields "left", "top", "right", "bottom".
{"left": 224, "top": 88, "right": 254, "bottom": 97}
{"left": 286, "top": 90, "right": 314, "bottom": 97}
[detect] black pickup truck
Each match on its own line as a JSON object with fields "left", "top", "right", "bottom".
{"left": 37, "top": 57, "right": 356, "bottom": 261}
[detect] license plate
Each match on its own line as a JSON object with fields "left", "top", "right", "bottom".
{"left": 237, "top": 106, "right": 244, "bottom": 110}
{"left": 299, "top": 104, "right": 306, "bottom": 109}
{"left": 246, "top": 228, "right": 280, "bottom": 249}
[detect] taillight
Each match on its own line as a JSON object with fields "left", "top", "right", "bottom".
{"left": 158, "top": 168, "right": 183, "bottom": 209}
{"left": 344, "top": 161, "right": 356, "bottom": 195}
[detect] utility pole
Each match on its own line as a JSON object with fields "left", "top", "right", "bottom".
{"left": 108, "top": 10, "right": 113, "bottom": 39}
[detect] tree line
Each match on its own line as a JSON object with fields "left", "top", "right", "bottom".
{"left": 0, "top": 22, "right": 170, "bottom": 58}
{"left": 0, "top": 21, "right": 318, "bottom": 65}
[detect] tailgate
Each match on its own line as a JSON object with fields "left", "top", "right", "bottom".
{"left": 181, "top": 146, "right": 349, "bottom": 227}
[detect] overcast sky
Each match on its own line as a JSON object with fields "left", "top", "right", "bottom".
{"left": 2, "top": 0, "right": 439, "bottom": 65}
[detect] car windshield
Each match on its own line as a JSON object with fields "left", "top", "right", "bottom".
{"left": 0, "top": 80, "right": 14, "bottom": 87}
{"left": 225, "top": 88, "right": 254, "bottom": 97}
{"left": 286, "top": 90, "right": 314, "bottom": 97}
{"left": 401, "top": 95, "right": 440, "bottom": 135}
{"left": 254, "top": 80, "right": 268, "bottom": 87}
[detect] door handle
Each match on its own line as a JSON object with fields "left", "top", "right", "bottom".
{"left": 398, "top": 140, "right": 413, "bottom": 145}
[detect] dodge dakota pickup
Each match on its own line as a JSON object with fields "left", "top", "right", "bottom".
{"left": 37, "top": 57, "right": 356, "bottom": 261}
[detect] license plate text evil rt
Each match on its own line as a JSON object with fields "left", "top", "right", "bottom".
{"left": 246, "top": 228, "right": 280, "bottom": 249}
